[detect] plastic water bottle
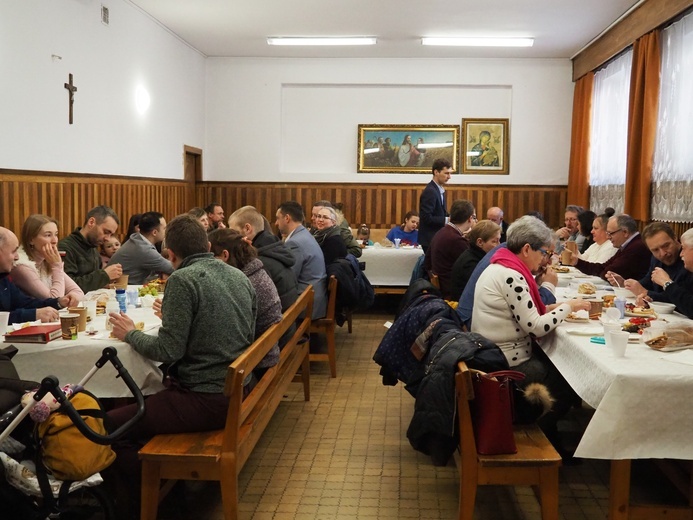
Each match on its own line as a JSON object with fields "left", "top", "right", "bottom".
{"left": 614, "top": 297, "right": 626, "bottom": 319}
{"left": 115, "top": 289, "right": 127, "bottom": 314}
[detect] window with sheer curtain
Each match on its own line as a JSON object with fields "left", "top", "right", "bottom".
{"left": 651, "top": 11, "right": 693, "bottom": 223}
{"left": 588, "top": 49, "right": 633, "bottom": 214}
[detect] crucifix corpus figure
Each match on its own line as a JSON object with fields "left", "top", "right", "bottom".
{"left": 64, "top": 73, "right": 77, "bottom": 124}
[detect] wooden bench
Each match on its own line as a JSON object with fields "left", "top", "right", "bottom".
{"left": 309, "top": 275, "right": 338, "bottom": 377}
{"left": 138, "top": 286, "right": 314, "bottom": 520}
{"left": 455, "top": 361, "right": 561, "bottom": 520}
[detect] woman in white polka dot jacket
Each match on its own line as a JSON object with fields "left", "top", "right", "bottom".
{"left": 471, "top": 215, "right": 590, "bottom": 454}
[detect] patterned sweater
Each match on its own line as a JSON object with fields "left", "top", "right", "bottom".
{"left": 125, "top": 253, "right": 257, "bottom": 393}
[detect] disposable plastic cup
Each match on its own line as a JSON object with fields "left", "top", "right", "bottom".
{"left": 394, "top": 238, "right": 401, "bottom": 249}
{"left": 602, "top": 322, "right": 622, "bottom": 349}
{"left": 126, "top": 288, "right": 139, "bottom": 307}
{"left": 0, "top": 311, "right": 9, "bottom": 334}
{"left": 82, "top": 300, "right": 97, "bottom": 322}
{"left": 609, "top": 331, "right": 629, "bottom": 357}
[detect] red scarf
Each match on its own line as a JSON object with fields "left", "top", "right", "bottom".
{"left": 490, "top": 247, "right": 546, "bottom": 315}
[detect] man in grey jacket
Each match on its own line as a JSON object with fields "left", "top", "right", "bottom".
{"left": 276, "top": 201, "right": 327, "bottom": 319}
{"left": 108, "top": 214, "right": 257, "bottom": 480}
{"left": 109, "top": 211, "right": 173, "bottom": 284}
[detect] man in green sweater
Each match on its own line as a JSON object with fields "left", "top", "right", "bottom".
{"left": 107, "top": 213, "right": 257, "bottom": 481}
{"left": 58, "top": 205, "right": 123, "bottom": 292}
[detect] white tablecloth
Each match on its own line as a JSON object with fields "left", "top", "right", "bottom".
{"left": 360, "top": 246, "right": 424, "bottom": 287}
{"left": 541, "top": 288, "right": 693, "bottom": 460}
{"left": 8, "top": 307, "right": 164, "bottom": 399}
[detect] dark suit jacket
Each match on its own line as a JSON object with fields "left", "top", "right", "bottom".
{"left": 575, "top": 234, "right": 651, "bottom": 281}
{"left": 418, "top": 181, "right": 447, "bottom": 249}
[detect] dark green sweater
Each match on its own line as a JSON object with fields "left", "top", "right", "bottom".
{"left": 125, "top": 253, "right": 257, "bottom": 393}
{"left": 58, "top": 229, "right": 111, "bottom": 293}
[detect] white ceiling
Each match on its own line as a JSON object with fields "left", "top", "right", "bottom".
{"left": 128, "top": 0, "right": 640, "bottom": 59}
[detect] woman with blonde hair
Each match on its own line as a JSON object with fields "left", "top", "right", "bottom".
{"left": 450, "top": 219, "right": 501, "bottom": 300}
{"left": 11, "top": 214, "right": 83, "bottom": 305}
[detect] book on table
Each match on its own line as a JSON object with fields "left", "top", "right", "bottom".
{"left": 3, "top": 324, "right": 62, "bottom": 344}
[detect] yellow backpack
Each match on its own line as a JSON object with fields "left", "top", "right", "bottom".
{"left": 36, "top": 391, "right": 116, "bottom": 481}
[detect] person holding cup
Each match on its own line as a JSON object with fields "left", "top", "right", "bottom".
{"left": 10, "top": 214, "right": 83, "bottom": 307}
{"left": 58, "top": 205, "right": 123, "bottom": 293}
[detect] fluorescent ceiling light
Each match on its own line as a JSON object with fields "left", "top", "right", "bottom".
{"left": 422, "top": 37, "right": 534, "bottom": 47}
{"left": 267, "top": 37, "right": 376, "bottom": 46}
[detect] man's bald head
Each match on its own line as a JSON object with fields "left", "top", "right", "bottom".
{"left": 0, "top": 227, "right": 20, "bottom": 274}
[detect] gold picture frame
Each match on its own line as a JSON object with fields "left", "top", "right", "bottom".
{"left": 461, "top": 118, "right": 509, "bottom": 175}
{"left": 357, "top": 124, "right": 459, "bottom": 173}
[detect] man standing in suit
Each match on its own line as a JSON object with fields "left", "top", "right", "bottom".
{"left": 275, "top": 201, "right": 327, "bottom": 319}
{"left": 418, "top": 159, "right": 452, "bottom": 251}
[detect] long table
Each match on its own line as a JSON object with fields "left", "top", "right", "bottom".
{"left": 542, "top": 288, "right": 693, "bottom": 519}
{"left": 8, "top": 307, "right": 164, "bottom": 398}
{"left": 360, "top": 246, "right": 424, "bottom": 293}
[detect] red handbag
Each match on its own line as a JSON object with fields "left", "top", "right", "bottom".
{"left": 469, "top": 370, "right": 525, "bottom": 455}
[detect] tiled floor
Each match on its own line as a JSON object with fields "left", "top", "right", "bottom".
{"left": 157, "top": 308, "right": 688, "bottom": 519}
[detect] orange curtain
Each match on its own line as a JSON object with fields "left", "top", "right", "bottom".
{"left": 624, "top": 30, "right": 661, "bottom": 221}
{"left": 567, "top": 73, "right": 594, "bottom": 209}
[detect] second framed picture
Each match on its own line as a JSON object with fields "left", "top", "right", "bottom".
{"left": 461, "top": 118, "right": 509, "bottom": 175}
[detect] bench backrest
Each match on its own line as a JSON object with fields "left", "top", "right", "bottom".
{"left": 455, "top": 361, "right": 477, "bottom": 458}
{"left": 221, "top": 286, "right": 314, "bottom": 464}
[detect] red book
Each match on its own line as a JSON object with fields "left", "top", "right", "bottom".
{"left": 3, "top": 324, "right": 63, "bottom": 344}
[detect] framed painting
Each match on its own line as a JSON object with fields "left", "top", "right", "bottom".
{"left": 461, "top": 118, "right": 509, "bottom": 175}
{"left": 357, "top": 124, "right": 459, "bottom": 173}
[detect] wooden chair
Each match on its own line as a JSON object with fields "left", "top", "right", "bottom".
{"left": 429, "top": 272, "right": 440, "bottom": 290}
{"left": 455, "top": 361, "right": 561, "bottom": 520}
{"left": 310, "top": 275, "right": 338, "bottom": 377}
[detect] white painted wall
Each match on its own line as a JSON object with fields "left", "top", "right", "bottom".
{"left": 0, "top": 0, "right": 205, "bottom": 179}
{"left": 205, "top": 57, "right": 574, "bottom": 185}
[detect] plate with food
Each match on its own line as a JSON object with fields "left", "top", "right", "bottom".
{"left": 553, "top": 266, "right": 571, "bottom": 274}
{"left": 624, "top": 305, "right": 657, "bottom": 318}
{"left": 564, "top": 312, "right": 590, "bottom": 323}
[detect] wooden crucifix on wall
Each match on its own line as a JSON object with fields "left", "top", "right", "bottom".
{"left": 64, "top": 73, "right": 77, "bottom": 124}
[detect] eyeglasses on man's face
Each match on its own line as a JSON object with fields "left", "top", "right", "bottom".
{"left": 606, "top": 229, "right": 624, "bottom": 238}
{"left": 536, "top": 247, "right": 554, "bottom": 257}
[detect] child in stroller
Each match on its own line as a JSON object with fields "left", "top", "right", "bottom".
{"left": 0, "top": 345, "right": 144, "bottom": 519}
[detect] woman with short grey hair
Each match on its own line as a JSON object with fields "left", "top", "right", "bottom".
{"left": 471, "top": 215, "right": 589, "bottom": 455}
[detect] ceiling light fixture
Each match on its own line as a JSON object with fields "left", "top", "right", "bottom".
{"left": 422, "top": 37, "right": 534, "bottom": 47}
{"left": 267, "top": 37, "right": 377, "bottom": 46}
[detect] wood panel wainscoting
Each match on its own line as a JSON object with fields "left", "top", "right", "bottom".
{"left": 0, "top": 169, "right": 189, "bottom": 239}
{"left": 195, "top": 182, "right": 569, "bottom": 230}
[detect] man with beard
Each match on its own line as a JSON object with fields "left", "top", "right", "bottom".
{"left": 59, "top": 205, "right": 123, "bottom": 292}
{"left": 611, "top": 222, "right": 693, "bottom": 306}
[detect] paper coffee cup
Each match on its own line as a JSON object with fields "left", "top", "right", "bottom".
{"left": 560, "top": 249, "right": 572, "bottom": 265}
{"left": 115, "top": 274, "right": 129, "bottom": 290}
{"left": 68, "top": 307, "right": 88, "bottom": 332}
{"left": 60, "top": 313, "right": 80, "bottom": 340}
{"left": 565, "top": 241, "right": 578, "bottom": 253}
{"left": 589, "top": 299, "right": 604, "bottom": 317}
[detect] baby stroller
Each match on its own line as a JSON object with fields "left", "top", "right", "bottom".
{"left": 0, "top": 346, "right": 145, "bottom": 519}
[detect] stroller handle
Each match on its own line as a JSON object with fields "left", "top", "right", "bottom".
{"left": 33, "top": 347, "right": 146, "bottom": 445}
